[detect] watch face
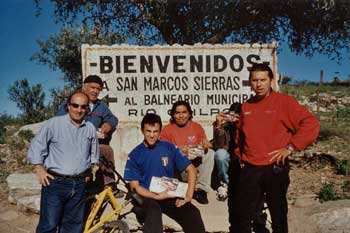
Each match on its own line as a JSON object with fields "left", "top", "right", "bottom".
{"left": 286, "top": 145, "right": 295, "bottom": 155}
{"left": 286, "top": 144, "right": 295, "bottom": 150}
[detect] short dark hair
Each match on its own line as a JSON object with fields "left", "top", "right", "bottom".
{"left": 83, "top": 75, "right": 103, "bottom": 87}
{"left": 141, "top": 113, "right": 162, "bottom": 130}
{"left": 229, "top": 102, "right": 242, "bottom": 114}
{"left": 249, "top": 63, "right": 274, "bottom": 80}
{"left": 169, "top": 100, "right": 193, "bottom": 123}
{"left": 66, "top": 91, "right": 89, "bottom": 110}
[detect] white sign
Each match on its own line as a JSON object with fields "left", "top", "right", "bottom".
{"left": 82, "top": 43, "right": 277, "bottom": 124}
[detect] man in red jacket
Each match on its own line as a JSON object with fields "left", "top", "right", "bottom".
{"left": 231, "top": 63, "right": 320, "bottom": 233}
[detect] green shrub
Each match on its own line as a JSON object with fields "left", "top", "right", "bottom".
{"left": 342, "top": 180, "right": 350, "bottom": 193}
{"left": 8, "top": 138, "right": 26, "bottom": 151}
{"left": 336, "top": 159, "right": 350, "bottom": 176}
{"left": 18, "top": 129, "right": 34, "bottom": 141}
{"left": 319, "top": 183, "right": 338, "bottom": 202}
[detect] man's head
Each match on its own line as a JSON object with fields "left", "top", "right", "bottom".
{"left": 83, "top": 75, "right": 103, "bottom": 103}
{"left": 170, "top": 101, "right": 193, "bottom": 126}
{"left": 141, "top": 113, "right": 162, "bottom": 147}
{"left": 67, "top": 91, "right": 89, "bottom": 124}
{"left": 249, "top": 63, "right": 274, "bottom": 100}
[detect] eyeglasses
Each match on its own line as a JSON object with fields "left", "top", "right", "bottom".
{"left": 69, "top": 103, "right": 88, "bottom": 110}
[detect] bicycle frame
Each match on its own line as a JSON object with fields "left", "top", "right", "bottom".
{"left": 83, "top": 186, "right": 124, "bottom": 233}
{"left": 83, "top": 157, "right": 138, "bottom": 233}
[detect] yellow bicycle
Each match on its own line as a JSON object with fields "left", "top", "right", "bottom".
{"left": 83, "top": 158, "right": 143, "bottom": 233}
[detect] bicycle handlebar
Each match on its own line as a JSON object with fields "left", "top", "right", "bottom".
{"left": 98, "top": 157, "right": 143, "bottom": 206}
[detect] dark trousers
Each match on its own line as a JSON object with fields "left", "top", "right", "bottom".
{"left": 138, "top": 198, "right": 205, "bottom": 233}
{"left": 228, "top": 156, "right": 242, "bottom": 232}
{"left": 231, "top": 162, "right": 290, "bottom": 233}
{"left": 36, "top": 177, "right": 86, "bottom": 233}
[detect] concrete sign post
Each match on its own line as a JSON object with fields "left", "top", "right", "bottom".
{"left": 81, "top": 43, "right": 278, "bottom": 172}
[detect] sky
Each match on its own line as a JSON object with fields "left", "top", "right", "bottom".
{"left": 1, "top": 0, "right": 349, "bottom": 116}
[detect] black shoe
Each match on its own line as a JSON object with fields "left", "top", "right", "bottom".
{"left": 193, "top": 189, "right": 209, "bottom": 204}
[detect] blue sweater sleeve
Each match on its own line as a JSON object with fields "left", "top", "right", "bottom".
{"left": 99, "top": 101, "right": 118, "bottom": 129}
{"left": 56, "top": 100, "right": 68, "bottom": 116}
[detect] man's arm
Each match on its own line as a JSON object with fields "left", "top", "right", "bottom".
{"left": 129, "top": 180, "right": 174, "bottom": 200}
{"left": 28, "top": 121, "right": 54, "bottom": 186}
{"left": 176, "top": 164, "right": 196, "bottom": 207}
{"left": 90, "top": 128, "right": 100, "bottom": 164}
{"left": 269, "top": 96, "right": 320, "bottom": 164}
{"left": 100, "top": 102, "right": 118, "bottom": 132}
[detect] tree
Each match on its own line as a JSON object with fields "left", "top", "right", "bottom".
{"left": 33, "top": 0, "right": 350, "bottom": 89}
{"left": 8, "top": 79, "right": 46, "bottom": 123}
{"left": 35, "top": 0, "right": 350, "bottom": 60}
{"left": 31, "top": 25, "right": 126, "bottom": 88}
{"left": 279, "top": 76, "right": 293, "bottom": 85}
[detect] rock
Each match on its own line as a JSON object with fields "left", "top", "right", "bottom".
{"left": 19, "top": 121, "right": 46, "bottom": 135}
{"left": 4, "top": 125, "right": 18, "bottom": 137}
{"left": 311, "top": 207, "right": 350, "bottom": 233}
{"left": 293, "top": 194, "right": 319, "bottom": 207}
{"left": 307, "top": 200, "right": 350, "bottom": 233}
{"left": 17, "top": 194, "right": 41, "bottom": 213}
{"left": 6, "top": 173, "right": 41, "bottom": 213}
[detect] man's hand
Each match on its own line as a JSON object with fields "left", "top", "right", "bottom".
{"left": 268, "top": 148, "right": 291, "bottom": 165}
{"left": 175, "top": 196, "right": 191, "bottom": 207}
{"left": 179, "top": 145, "right": 189, "bottom": 155}
{"left": 215, "top": 113, "right": 226, "bottom": 127}
{"left": 100, "top": 122, "right": 112, "bottom": 135}
{"left": 35, "top": 165, "right": 54, "bottom": 186}
{"left": 200, "top": 139, "right": 212, "bottom": 150}
{"left": 155, "top": 189, "right": 175, "bottom": 200}
{"left": 91, "top": 164, "right": 99, "bottom": 181}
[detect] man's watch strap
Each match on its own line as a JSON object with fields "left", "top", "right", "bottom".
{"left": 285, "top": 144, "right": 295, "bottom": 155}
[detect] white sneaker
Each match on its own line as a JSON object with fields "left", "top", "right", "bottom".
{"left": 216, "top": 182, "right": 228, "bottom": 201}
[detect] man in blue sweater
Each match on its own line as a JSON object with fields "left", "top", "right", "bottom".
{"left": 124, "top": 113, "right": 205, "bottom": 233}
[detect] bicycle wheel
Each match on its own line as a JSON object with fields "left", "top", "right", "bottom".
{"left": 110, "top": 220, "right": 130, "bottom": 233}
{"left": 91, "top": 220, "right": 130, "bottom": 233}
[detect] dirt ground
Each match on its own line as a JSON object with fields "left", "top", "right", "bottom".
{"left": 0, "top": 192, "right": 38, "bottom": 233}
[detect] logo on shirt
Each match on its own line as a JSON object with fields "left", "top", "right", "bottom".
{"left": 187, "top": 136, "right": 196, "bottom": 144}
{"left": 264, "top": 110, "right": 276, "bottom": 114}
{"left": 161, "top": 156, "right": 168, "bottom": 167}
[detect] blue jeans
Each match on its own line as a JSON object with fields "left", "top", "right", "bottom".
{"left": 214, "top": 149, "right": 230, "bottom": 184}
{"left": 36, "top": 177, "right": 86, "bottom": 233}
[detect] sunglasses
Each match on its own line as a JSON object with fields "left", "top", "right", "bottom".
{"left": 69, "top": 103, "right": 88, "bottom": 110}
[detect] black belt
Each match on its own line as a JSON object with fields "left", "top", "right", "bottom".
{"left": 47, "top": 169, "right": 89, "bottom": 179}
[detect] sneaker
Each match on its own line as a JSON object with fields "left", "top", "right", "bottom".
{"left": 216, "top": 182, "right": 228, "bottom": 201}
{"left": 193, "top": 189, "right": 209, "bottom": 204}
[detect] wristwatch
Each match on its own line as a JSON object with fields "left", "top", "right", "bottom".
{"left": 285, "top": 144, "right": 295, "bottom": 155}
